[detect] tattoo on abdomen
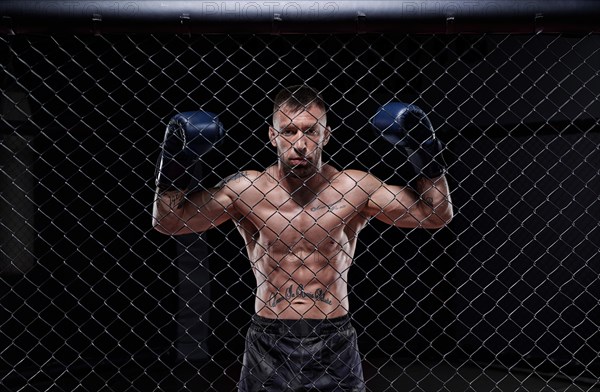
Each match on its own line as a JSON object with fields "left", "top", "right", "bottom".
{"left": 268, "top": 284, "right": 332, "bottom": 307}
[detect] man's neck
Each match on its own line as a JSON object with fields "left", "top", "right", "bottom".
{"left": 277, "top": 164, "right": 329, "bottom": 206}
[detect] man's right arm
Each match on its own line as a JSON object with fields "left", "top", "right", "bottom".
{"left": 151, "top": 110, "right": 231, "bottom": 235}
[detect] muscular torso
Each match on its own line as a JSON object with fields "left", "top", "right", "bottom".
{"left": 226, "top": 165, "right": 374, "bottom": 319}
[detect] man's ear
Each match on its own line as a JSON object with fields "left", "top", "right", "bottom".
{"left": 323, "top": 125, "right": 331, "bottom": 146}
{"left": 269, "top": 126, "right": 277, "bottom": 147}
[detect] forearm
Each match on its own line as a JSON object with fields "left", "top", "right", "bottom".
{"left": 152, "top": 189, "right": 190, "bottom": 235}
{"left": 414, "top": 175, "right": 453, "bottom": 228}
{"left": 152, "top": 110, "right": 225, "bottom": 234}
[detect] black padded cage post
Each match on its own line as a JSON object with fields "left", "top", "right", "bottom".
{"left": 1, "top": 1, "right": 600, "bottom": 391}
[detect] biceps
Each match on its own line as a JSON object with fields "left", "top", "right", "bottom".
{"left": 183, "top": 189, "right": 236, "bottom": 231}
{"left": 367, "top": 185, "right": 422, "bottom": 226}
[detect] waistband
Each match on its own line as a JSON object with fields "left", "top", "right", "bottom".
{"left": 250, "top": 314, "right": 351, "bottom": 337}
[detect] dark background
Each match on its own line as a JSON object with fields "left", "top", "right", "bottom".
{"left": 1, "top": 33, "right": 599, "bottom": 389}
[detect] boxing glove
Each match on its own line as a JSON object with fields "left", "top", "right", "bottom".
{"left": 371, "top": 102, "right": 446, "bottom": 178}
{"left": 155, "top": 111, "right": 225, "bottom": 191}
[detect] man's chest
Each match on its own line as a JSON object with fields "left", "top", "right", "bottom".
{"left": 234, "top": 185, "right": 369, "bottom": 235}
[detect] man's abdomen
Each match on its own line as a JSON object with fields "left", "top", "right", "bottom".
{"left": 253, "top": 254, "right": 351, "bottom": 320}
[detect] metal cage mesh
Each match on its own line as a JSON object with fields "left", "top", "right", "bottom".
{"left": 1, "top": 32, "right": 599, "bottom": 391}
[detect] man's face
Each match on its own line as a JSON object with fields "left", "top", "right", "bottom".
{"left": 269, "top": 104, "right": 331, "bottom": 179}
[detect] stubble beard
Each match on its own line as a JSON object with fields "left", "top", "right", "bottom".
{"left": 281, "top": 158, "right": 319, "bottom": 180}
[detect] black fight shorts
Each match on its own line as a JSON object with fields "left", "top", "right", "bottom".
{"left": 238, "top": 315, "right": 366, "bottom": 392}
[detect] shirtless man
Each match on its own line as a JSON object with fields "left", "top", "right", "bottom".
{"left": 152, "top": 86, "right": 453, "bottom": 391}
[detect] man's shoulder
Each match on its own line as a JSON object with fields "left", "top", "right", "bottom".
{"left": 334, "top": 168, "right": 377, "bottom": 183}
{"left": 215, "top": 170, "right": 256, "bottom": 190}
{"left": 332, "top": 168, "right": 383, "bottom": 194}
{"left": 219, "top": 169, "right": 276, "bottom": 189}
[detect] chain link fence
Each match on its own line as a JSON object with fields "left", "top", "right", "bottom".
{"left": 1, "top": 24, "right": 600, "bottom": 392}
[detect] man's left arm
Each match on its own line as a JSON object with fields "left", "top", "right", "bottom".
{"left": 367, "top": 102, "right": 453, "bottom": 229}
{"left": 366, "top": 174, "right": 452, "bottom": 229}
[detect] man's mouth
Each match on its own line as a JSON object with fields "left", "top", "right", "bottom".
{"left": 289, "top": 157, "right": 309, "bottom": 166}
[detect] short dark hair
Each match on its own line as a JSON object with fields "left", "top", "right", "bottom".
{"left": 273, "top": 85, "right": 327, "bottom": 116}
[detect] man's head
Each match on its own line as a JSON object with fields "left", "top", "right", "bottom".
{"left": 269, "top": 85, "right": 331, "bottom": 179}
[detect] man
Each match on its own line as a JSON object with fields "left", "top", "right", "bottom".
{"left": 152, "top": 86, "right": 453, "bottom": 391}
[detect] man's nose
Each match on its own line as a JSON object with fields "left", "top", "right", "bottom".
{"left": 292, "top": 133, "right": 307, "bottom": 152}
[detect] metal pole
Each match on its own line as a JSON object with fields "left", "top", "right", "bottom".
{"left": 1, "top": 1, "right": 599, "bottom": 34}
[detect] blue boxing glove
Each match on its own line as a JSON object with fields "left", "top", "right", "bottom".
{"left": 155, "top": 111, "right": 225, "bottom": 191}
{"left": 371, "top": 102, "right": 446, "bottom": 178}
